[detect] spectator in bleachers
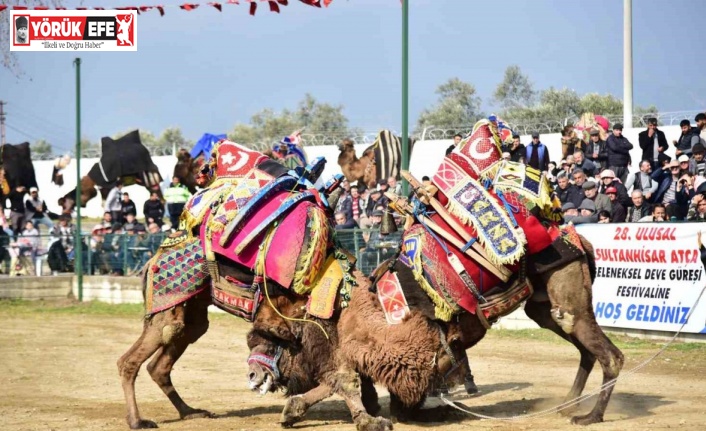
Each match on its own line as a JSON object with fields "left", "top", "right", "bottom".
{"left": 503, "top": 134, "right": 526, "bottom": 163}
{"left": 120, "top": 192, "right": 137, "bottom": 224}
{"left": 573, "top": 150, "right": 596, "bottom": 178}
{"left": 605, "top": 187, "right": 626, "bottom": 222}
{"left": 561, "top": 202, "right": 578, "bottom": 219}
{"left": 525, "top": 132, "right": 549, "bottom": 173}
{"left": 8, "top": 221, "right": 39, "bottom": 276}
{"left": 651, "top": 160, "right": 691, "bottom": 220}
{"left": 105, "top": 181, "right": 124, "bottom": 224}
{"left": 123, "top": 213, "right": 145, "bottom": 233}
{"left": 8, "top": 185, "right": 27, "bottom": 236}
{"left": 674, "top": 119, "right": 701, "bottom": 158}
{"left": 335, "top": 182, "right": 353, "bottom": 222}
{"left": 164, "top": 176, "right": 192, "bottom": 229}
{"left": 639, "top": 203, "right": 667, "bottom": 222}
{"left": 143, "top": 191, "right": 164, "bottom": 227}
{"left": 25, "top": 187, "right": 54, "bottom": 232}
{"left": 695, "top": 113, "right": 706, "bottom": 143}
{"left": 422, "top": 176, "right": 432, "bottom": 187}
{"left": 545, "top": 161, "right": 557, "bottom": 185}
{"left": 369, "top": 188, "right": 387, "bottom": 211}
{"left": 586, "top": 128, "right": 608, "bottom": 172}
{"left": 582, "top": 180, "right": 611, "bottom": 215}
{"left": 565, "top": 199, "right": 598, "bottom": 225}
{"left": 47, "top": 213, "right": 74, "bottom": 274}
{"left": 598, "top": 169, "right": 631, "bottom": 208}
{"left": 349, "top": 184, "right": 362, "bottom": 224}
{"left": 555, "top": 172, "right": 583, "bottom": 209}
{"left": 624, "top": 160, "right": 657, "bottom": 202}
{"left": 100, "top": 223, "right": 126, "bottom": 275}
{"left": 626, "top": 190, "right": 652, "bottom": 223}
{"left": 387, "top": 176, "right": 402, "bottom": 195}
{"left": 638, "top": 118, "right": 669, "bottom": 172}
{"left": 687, "top": 193, "right": 706, "bottom": 222}
{"left": 606, "top": 123, "right": 633, "bottom": 183}
{"left": 687, "top": 143, "right": 706, "bottom": 178}
{"left": 446, "top": 133, "right": 463, "bottom": 156}
{"left": 334, "top": 211, "right": 358, "bottom": 230}
{"left": 597, "top": 210, "right": 612, "bottom": 224}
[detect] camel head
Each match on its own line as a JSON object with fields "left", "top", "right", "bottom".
{"left": 337, "top": 138, "right": 378, "bottom": 190}
{"left": 246, "top": 330, "right": 292, "bottom": 395}
{"left": 58, "top": 176, "right": 98, "bottom": 213}
{"left": 173, "top": 149, "right": 202, "bottom": 195}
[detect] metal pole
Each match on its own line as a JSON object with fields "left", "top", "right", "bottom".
{"left": 0, "top": 101, "right": 6, "bottom": 146}
{"left": 623, "top": 0, "right": 633, "bottom": 128}
{"left": 74, "top": 57, "right": 83, "bottom": 301}
{"left": 401, "top": 0, "right": 409, "bottom": 196}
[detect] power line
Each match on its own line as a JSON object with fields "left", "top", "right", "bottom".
{"left": 9, "top": 103, "right": 75, "bottom": 135}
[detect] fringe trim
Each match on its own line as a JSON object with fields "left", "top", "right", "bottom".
{"left": 292, "top": 208, "right": 327, "bottom": 295}
{"left": 255, "top": 225, "right": 277, "bottom": 278}
{"left": 417, "top": 272, "right": 454, "bottom": 322}
{"left": 445, "top": 198, "right": 527, "bottom": 266}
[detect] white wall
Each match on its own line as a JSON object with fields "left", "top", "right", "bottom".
{"left": 23, "top": 126, "right": 685, "bottom": 220}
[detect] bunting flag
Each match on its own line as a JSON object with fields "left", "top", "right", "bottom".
{"left": 0, "top": 0, "right": 333, "bottom": 16}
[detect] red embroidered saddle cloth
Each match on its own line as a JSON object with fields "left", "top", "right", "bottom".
{"left": 204, "top": 194, "right": 331, "bottom": 295}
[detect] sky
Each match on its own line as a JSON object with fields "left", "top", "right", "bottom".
{"left": 1, "top": 0, "right": 704, "bottom": 155}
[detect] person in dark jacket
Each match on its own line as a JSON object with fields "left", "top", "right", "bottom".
{"left": 651, "top": 160, "right": 692, "bottom": 220}
{"left": 597, "top": 169, "right": 631, "bottom": 208}
{"left": 638, "top": 118, "right": 669, "bottom": 172}
{"left": 606, "top": 123, "right": 633, "bottom": 183}
{"left": 502, "top": 134, "right": 526, "bottom": 163}
{"left": 525, "top": 132, "right": 549, "bottom": 172}
{"left": 585, "top": 129, "right": 608, "bottom": 172}
{"left": 142, "top": 192, "right": 164, "bottom": 227}
{"left": 554, "top": 172, "right": 584, "bottom": 208}
{"left": 120, "top": 192, "right": 137, "bottom": 224}
{"left": 605, "top": 187, "right": 626, "bottom": 222}
{"left": 673, "top": 119, "right": 701, "bottom": 158}
{"left": 625, "top": 190, "right": 652, "bottom": 222}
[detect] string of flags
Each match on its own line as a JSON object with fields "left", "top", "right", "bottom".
{"left": 0, "top": 0, "right": 334, "bottom": 17}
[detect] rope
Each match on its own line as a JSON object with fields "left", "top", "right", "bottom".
{"left": 439, "top": 281, "right": 706, "bottom": 421}
{"left": 259, "top": 227, "right": 330, "bottom": 340}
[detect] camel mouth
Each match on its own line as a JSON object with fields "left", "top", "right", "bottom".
{"left": 248, "top": 365, "right": 278, "bottom": 395}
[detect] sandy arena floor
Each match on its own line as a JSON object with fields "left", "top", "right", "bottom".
{"left": 1, "top": 300, "right": 705, "bottom": 431}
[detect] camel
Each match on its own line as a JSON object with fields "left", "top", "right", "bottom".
{"left": 172, "top": 148, "right": 202, "bottom": 194}
{"left": 246, "top": 233, "right": 624, "bottom": 427}
{"left": 58, "top": 173, "right": 163, "bottom": 215}
{"left": 337, "top": 138, "right": 377, "bottom": 190}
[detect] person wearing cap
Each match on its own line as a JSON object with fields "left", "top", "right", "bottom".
{"left": 14, "top": 16, "right": 28, "bottom": 44}
{"left": 564, "top": 199, "right": 598, "bottom": 225}
{"left": 582, "top": 180, "right": 611, "bottom": 216}
{"left": 24, "top": 187, "right": 54, "bottom": 232}
{"left": 673, "top": 119, "right": 701, "bottom": 158}
{"left": 651, "top": 159, "right": 692, "bottom": 220}
{"left": 604, "top": 187, "right": 626, "bottom": 222}
{"left": 586, "top": 128, "right": 608, "bottom": 172}
{"left": 638, "top": 118, "right": 668, "bottom": 172}
{"left": 561, "top": 201, "right": 578, "bottom": 217}
{"left": 687, "top": 143, "right": 706, "bottom": 177}
{"left": 555, "top": 172, "right": 584, "bottom": 209}
{"left": 624, "top": 160, "right": 658, "bottom": 202}
{"left": 597, "top": 169, "right": 631, "bottom": 208}
{"left": 606, "top": 123, "right": 633, "bottom": 184}
{"left": 525, "top": 132, "right": 549, "bottom": 173}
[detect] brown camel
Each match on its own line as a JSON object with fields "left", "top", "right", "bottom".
{"left": 58, "top": 173, "right": 164, "bottom": 215}
{"left": 246, "top": 234, "right": 624, "bottom": 426}
{"left": 337, "top": 138, "right": 377, "bottom": 189}
{"left": 117, "top": 257, "right": 399, "bottom": 431}
{"left": 172, "top": 149, "right": 202, "bottom": 194}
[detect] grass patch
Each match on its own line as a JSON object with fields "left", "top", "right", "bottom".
{"left": 0, "top": 299, "right": 145, "bottom": 317}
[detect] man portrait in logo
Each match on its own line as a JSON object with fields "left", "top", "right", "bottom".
{"left": 15, "top": 16, "right": 29, "bottom": 45}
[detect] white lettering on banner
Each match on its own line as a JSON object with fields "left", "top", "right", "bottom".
{"left": 575, "top": 223, "right": 706, "bottom": 334}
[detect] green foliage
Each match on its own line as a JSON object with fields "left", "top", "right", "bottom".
{"left": 416, "top": 78, "right": 484, "bottom": 131}
{"left": 493, "top": 65, "right": 536, "bottom": 109}
{"left": 31, "top": 139, "right": 54, "bottom": 159}
{"left": 229, "top": 93, "right": 350, "bottom": 149}
{"left": 156, "top": 127, "right": 193, "bottom": 152}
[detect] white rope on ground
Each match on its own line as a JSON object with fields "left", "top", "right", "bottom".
{"left": 439, "top": 282, "right": 706, "bottom": 422}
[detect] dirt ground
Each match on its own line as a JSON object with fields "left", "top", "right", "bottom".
{"left": 1, "top": 301, "right": 706, "bottom": 431}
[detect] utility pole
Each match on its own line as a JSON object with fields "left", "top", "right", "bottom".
{"left": 0, "top": 101, "right": 6, "bottom": 146}
{"left": 400, "top": 0, "right": 409, "bottom": 196}
{"left": 623, "top": 0, "right": 634, "bottom": 128}
{"left": 74, "top": 58, "right": 83, "bottom": 301}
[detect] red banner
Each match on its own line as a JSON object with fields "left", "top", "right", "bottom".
{"left": 0, "top": 0, "right": 332, "bottom": 16}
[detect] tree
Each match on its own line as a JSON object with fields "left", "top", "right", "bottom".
{"left": 229, "top": 95, "right": 350, "bottom": 150}
{"left": 31, "top": 139, "right": 53, "bottom": 159}
{"left": 416, "top": 78, "right": 483, "bottom": 131}
{"left": 157, "top": 127, "right": 193, "bottom": 153}
{"left": 493, "top": 65, "right": 536, "bottom": 109}
{"left": 79, "top": 138, "right": 101, "bottom": 158}
{"left": 112, "top": 129, "right": 157, "bottom": 147}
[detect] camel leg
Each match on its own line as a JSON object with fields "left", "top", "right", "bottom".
{"left": 117, "top": 314, "right": 175, "bottom": 429}
{"left": 145, "top": 302, "right": 211, "bottom": 421}
{"left": 534, "top": 259, "right": 624, "bottom": 425}
{"left": 360, "top": 374, "right": 381, "bottom": 416}
{"left": 279, "top": 384, "right": 334, "bottom": 428}
{"left": 524, "top": 299, "right": 595, "bottom": 415}
{"left": 332, "top": 368, "right": 392, "bottom": 431}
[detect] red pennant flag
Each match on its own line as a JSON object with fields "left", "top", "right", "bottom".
{"left": 156, "top": 6, "right": 165, "bottom": 16}
{"left": 116, "top": 7, "right": 140, "bottom": 14}
{"left": 278, "top": 0, "right": 289, "bottom": 5}
{"left": 208, "top": 2, "right": 223, "bottom": 11}
{"left": 249, "top": 1, "right": 257, "bottom": 15}
{"left": 299, "top": 0, "right": 321, "bottom": 8}
{"left": 323, "top": 0, "right": 332, "bottom": 6}
{"left": 77, "top": 7, "right": 87, "bottom": 10}
{"left": 180, "top": 3, "right": 199, "bottom": 11}
{"left": 13, "top": 6, "right": 28, "bottom": 10}
{"left": 94, "top": 7, "right": 106, "bottom": 10}
{"left": 268, "top": 1, "right": 280, "bottom": 13}
{"left": 139, "top": 6, "right": 153, "bottom": 12}
{"left": 227, "top": 0, "right": 240, "bottom": 3}
{"left": 55, "top": 7, "right": 67, "bottom": 10}
{"left": 34, "top": 6, "right": 49, "bottom": 10}
{"left": 0, "top": 5, "right": 7, "bottom": 12}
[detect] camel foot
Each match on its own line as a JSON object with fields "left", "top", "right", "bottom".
{"left": 280, "top": 396, "right": 307, "bottom": 428}
{"left": 464, "top": 377, "right": 478, "bottom": 395}
{"left": 180, "top": 408, "right": 213, "bottom": 420}
{"left": 356, "top": 414, "right": 393, "bottom": 431}
{"left": 129, "top": 419, "right": 158, "bottom": 429}
{"left": 571, "top": 412, "right": 603, "bottom": 426}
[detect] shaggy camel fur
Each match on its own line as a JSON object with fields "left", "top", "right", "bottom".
{"left": 249, "top": 235, "right": 624, "bottom": 426}
{"left": 337, "top": 138, "right": 377, "bottom": 189}
{"left": 247, "top": 269, "right": 475, "bottom": 426}
{"left": 172, "top": 149, "right": 201, "bottom": 194}
{"left": 117, "top": 261, "right": 396, "bottom": 431}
